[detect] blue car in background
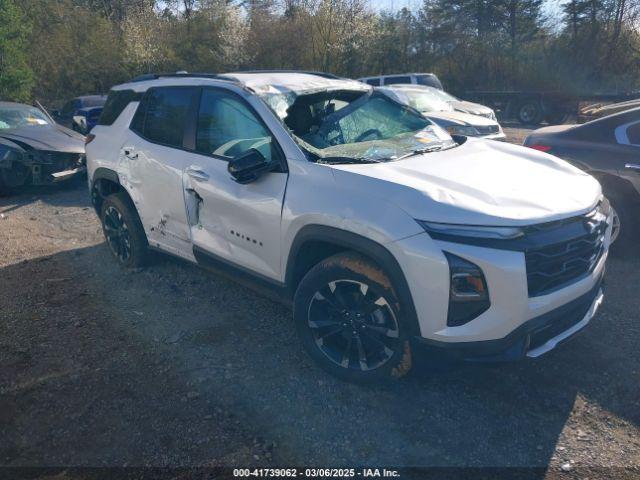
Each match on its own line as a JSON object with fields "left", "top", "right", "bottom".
{"left": 72, "top": 106, "right": 104, "bottom": 134}
{"left": 52, "top": 95, "right": 106, "bottom": 134}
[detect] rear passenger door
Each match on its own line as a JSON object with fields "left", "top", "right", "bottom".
{"left": 181, "top": 87, "right": 288, "bottom": 281}
{"left": 119, "top": 86, "right": 198, "bottom": 258}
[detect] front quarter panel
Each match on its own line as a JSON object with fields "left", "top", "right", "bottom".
{"left": 280, "top": 159, "right": 424, "bottom": 280}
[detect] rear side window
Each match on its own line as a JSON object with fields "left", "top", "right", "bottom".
{"left": 365, "top": 78, "right": 381, "bottom": 86}
{"left": 98, "top": 90, "right": 139, "bottom": 126}
{"left": 384, "top": 76, "right": 412, "bottom": 85}
{"left": 130, "top": 87, "right": 196, "bottom": 148}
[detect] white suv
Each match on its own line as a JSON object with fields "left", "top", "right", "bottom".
{"left": 87, "top": 71, "right": 611, "bottom": 382}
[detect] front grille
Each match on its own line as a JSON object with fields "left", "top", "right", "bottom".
{"left": 40, "top": 151, "right": 85, "bottom": 170}
{"left": 476, "top": 125, "right": 499, "bottom": 135}
{"left": 525, "top": 207, "right": 608, "bottom": 297}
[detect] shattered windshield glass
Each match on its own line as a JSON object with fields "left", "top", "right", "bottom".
{"left": 386, "top": 87, "right": 454, "bottom": 113}
{"left": 259, "top": 89, "right": 456, "bottom": 163}
{"left": 0, "top": 105, "right": 51, "bottom": 129}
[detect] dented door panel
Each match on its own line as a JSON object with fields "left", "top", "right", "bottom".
{"left": 118, "top": 131, "right": 194, "bottom": 259}
{"left": 181, "top": 151, "right": 288, "bottom": 280}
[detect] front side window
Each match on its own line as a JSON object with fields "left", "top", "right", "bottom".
{"left": 131, "top": 87, "right": 196, "bottom": 148}
{"left": 196, "top": 89, "right": 278, "bottom": 161}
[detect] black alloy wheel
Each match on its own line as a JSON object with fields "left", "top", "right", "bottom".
{"left": 103, "top": 205, "right": 132, "bottom": 263}
{"left": 294, "top": 252, "right": 411, "bottom": 383}
{"left": 100, "top": 192, "right": 149, "bottom": 268}
{"left": 307, "top": 279, "right": 400, "bottom": 372}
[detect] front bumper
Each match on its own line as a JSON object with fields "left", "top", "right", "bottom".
{"left": 414, "top": 276, "right": 604, "bottom": 361}
{"left": 479, "top": 131, "right": 506, "bottom": 141}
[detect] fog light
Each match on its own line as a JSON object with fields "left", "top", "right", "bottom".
{"left": 445, "top": 252, "right": 490, "bottom": 326}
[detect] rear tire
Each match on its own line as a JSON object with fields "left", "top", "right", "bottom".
{"left": 516, "top": 101, "right": 544, "bottom": 125}
{"left": 545, "top": 111, "right": 569, "bottom": 125}
{"left": 294, "top": 252, "right": 412, "bottom": 383}
{"left": 100, "top": 192, "right": 149, "bottom": 268}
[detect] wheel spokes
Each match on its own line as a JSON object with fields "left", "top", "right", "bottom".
{"left": 308, "top": 279, "right": 399, "bottom": 372}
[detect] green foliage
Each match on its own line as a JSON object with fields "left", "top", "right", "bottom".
{"left": 11, "top": 0, "right": 640, "bottom": 105}
{"left": 0, "top": 0, "right": 34, "bottom": 102}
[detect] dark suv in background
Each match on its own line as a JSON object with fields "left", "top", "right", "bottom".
{"left": 525, "top": 107, "right": 640, "bottom": 254}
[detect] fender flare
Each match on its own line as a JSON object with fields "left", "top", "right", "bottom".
{"left": 285, "top": 224, "right": 422, "bottom": 337}
{"left": 92, "top": 167, "right": 120, "bottom": 187}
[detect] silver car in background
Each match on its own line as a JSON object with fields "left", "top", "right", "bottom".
{"left": 380, "top": 84, "right": 505, "bottom": 140}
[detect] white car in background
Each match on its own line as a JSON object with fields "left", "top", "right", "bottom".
{"left": 380, "top": 84, "right": 505, "bottom": 140}
{"left": 87, "top": 71, "right": 610, "bottom": 383}
{"left": 359, "top": 74, "right": 497, "bottom": 119}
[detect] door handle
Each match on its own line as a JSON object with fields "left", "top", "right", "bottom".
{"left": 123, "top": 147, "right": 138, "bottom": 160}
{"left": 186, "top": 166, "right": 210, "bottom": 182}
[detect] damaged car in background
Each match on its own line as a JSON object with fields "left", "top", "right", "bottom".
{"left": 379, "top": 84, "right": 505, "bottom": 140}
{"left": 0, "top": 102, "right": 86, "bottom": 192}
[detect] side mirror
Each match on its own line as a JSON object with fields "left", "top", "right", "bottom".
{"left": 228, "top": 149, "right": 272, "bottom": 184}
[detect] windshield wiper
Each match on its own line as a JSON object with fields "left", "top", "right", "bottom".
{"left": 395, "top": 145, "right": 447, "bottom": 161}
{"left": 317, "top": 156, "right": 382, "bottom": 165}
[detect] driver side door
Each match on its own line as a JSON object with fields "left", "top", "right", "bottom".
{"left": 182, "top": 87, "right": 289, "bottom": 282}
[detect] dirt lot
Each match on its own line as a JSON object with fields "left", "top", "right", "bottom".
{"left": 1, "top": 128, "right": 639, "bottom": 478}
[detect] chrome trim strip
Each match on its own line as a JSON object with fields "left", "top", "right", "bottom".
{"left": 526, "top": 289, "right": 604, "bottom": 358}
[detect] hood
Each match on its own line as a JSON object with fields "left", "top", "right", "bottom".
{"left": 528, "top": 124, "right": 577, "bottom": 135}
{"left": 423, "top": 110, "right": 497, "bottom": 127}
{"left": 0, "top": 124, "right": 85, "bottom": 154}
{"left": 449, "top": 100, "right": 493, "bottom": 116}
{"left": 329, "top": 137, "right": 601, "bottom": 226}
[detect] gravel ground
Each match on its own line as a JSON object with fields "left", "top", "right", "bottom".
{"left": 1, "top": 129, "right": 639, "bottom": 478}
{"left": 503, "top": 123, "right": 534, "bottom": 145}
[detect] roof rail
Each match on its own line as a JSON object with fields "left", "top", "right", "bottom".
{"left": 231, "top": 70, "right": 343, "bottom": 80}
{"left": 130, "top": 72, "right": 240, "bottom": 83}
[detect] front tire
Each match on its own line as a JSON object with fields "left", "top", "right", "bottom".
{"left": 607, "top": 193, "right": 635, "bottom": 256}
{"left": 100, "top": 192, "right": 149, "bottom": 268}
{"left": 294, "top": 253, "right": 412, "bottom": 383}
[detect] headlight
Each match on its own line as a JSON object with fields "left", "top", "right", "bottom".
{"left": 484, "top": 110, "right": 496, "bottom": 121}
{"left": 417, "top": 220, "right": 524, "bottom": 240}
{"left": 444, "top": 252, "right": 490, "bottom": 326}
{"left": 446, "top": 125, "right": 479, "bottom": 136}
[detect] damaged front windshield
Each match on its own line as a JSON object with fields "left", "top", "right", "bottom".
{"left": 260, "top": 89, "right": 456, "bottom": 163}
{"left": 0, "top": 104, "right": 51, "bottom": 130}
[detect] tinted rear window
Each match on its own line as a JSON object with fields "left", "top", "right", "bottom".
{"left": 365, "top": 78, "right": 381, "bottom": 86}
{"left": 384, "top": 76, "right": 412, "bottom": 85}
{"left": 98, "top": 90, "right": 139, "bottom": 126}
{"left": 130, "top": 87, "right": 197, "bottom": 148}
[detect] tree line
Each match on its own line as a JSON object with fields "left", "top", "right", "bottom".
{"left": 0, "top": 0, "right": 638, "bottom": 105}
